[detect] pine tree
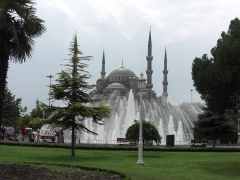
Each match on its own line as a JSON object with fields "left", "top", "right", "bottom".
{"left": 49, "top": 35, "right": 110, "bottom": 158}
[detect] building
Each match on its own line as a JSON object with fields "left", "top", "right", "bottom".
{"left": 91, "top": 30, "right": 168, "bottom": 101}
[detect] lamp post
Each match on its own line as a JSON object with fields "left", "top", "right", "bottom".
{"left": 137, "top": 94, "right": 144, "bottom": 165}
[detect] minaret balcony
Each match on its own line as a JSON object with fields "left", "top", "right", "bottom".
{"left": 146, "top": 56, "right": 153, "bottom": 60}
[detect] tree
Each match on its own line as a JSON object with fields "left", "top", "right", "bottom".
{"left": 0, "top": 0, "right": 45, "bottom": 128}
{"left": 194, "top": 111, "right": 237, "bottom": 146}
{"left": 192, "top": 18, "right": 240, "bottom": 143}
{"left": 126, "top": 121, "right": 161, "bottom": 145}
{"left": 2, "top": 88, "right": 26, "bottom": 127}
{"left": 28, "top": 100, "right": 48, "bottom": 129}
{"left": 16, "top": 100, "right": 47, "bottom": 130}
{"left": 0, "top": 88, "right": 26, "bottom": 140}
{"left": 48, "top": 35, "right": 110, "bottom": 158}
{"left": 31, "top": 100, "right": 48, "bottom": 119}
{"left": 16, "top": 114, "right": 31, "bottom": 129}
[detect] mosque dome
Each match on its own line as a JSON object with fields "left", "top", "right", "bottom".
{"left": 107, "top": 66, "right": 137, "bottom": 82}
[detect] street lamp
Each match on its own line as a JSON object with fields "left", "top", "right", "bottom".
{"left": 137, "top": 94, "right": 144, "bottom": 165}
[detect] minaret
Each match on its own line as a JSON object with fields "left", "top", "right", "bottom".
{"left": 101, "top": 50, "right": 106, "bottom": 79}
{"left": 146, "top": 29, "right": 153, "bottom": 89}
{"left": 162, "top": 48, "right": 168, "bottom": 98}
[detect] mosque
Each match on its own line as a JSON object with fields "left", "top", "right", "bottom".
{"left": 91, "top": 30, "right": 168, "bottom": 102}
{"left": 78, "top": 30, "right": 202, "bottom": 145}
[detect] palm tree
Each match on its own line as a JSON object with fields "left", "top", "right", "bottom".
{"left": 0, "top": 0, "right": 45, "bottom": 127}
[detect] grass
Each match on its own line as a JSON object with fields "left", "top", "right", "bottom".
{"left": 0, "top": 145, "right": 240, "bottom": 180}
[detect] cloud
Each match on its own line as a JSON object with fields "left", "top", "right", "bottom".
{"left": 38, "top": 0, "right": 240, "bottom": 42}
{"left": 7, "top": 0, "right": 240, "bottom": 109}
{"left": 43, "top": 0, "right": 76, "bottom": 19}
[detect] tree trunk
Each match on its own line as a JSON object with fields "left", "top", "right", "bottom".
{"left": 0, "top": 54, "right": 9, "bottom": 129}
{"left": 71, "top": 125, "right": 75, "bottom": 158}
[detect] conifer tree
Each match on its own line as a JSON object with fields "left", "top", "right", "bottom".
{"left": 49, "top": 35, "right": 110, "bottom": 157}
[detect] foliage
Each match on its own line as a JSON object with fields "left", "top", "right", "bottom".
{"left": 30, "top": 100, "right": 48, "bottom": 118}
{"left": 126, "top": 120, "right": 161, "bottom": 144}
{"left": 16, "top": 100, "right": 48, "bottom": 130}
{"left": 192, "top": 18, "right": 240, "bottom": 113}
{"left": 17, "top": 115, "right": 44, "bottom": 130}
{"left": 16, "top": 115, "right": 31, "bottom": 129}
{"left": 27, "top": 117, "right": 43, "bottom": 130}
{"left": 192, "top": 18, "right": 240, "bottom": 143}
{"left": 48, "top": 35, "right": 110, "bottom": 157}
{"left": 194, "top": 111, "right": 237, "bottom": 145}
{"left": 0, "top": 0, "right": 45, "bottom": 127}
{"left": 28, "top": 100, "right": 48, "bottom": 129}
{"left": 2, "top": 88, "right": 26, "bottom": 127}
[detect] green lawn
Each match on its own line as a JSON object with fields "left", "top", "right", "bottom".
{"left": 0, "top": 145, "right": 240, "bottom": 180}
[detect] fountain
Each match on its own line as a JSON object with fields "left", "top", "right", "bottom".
{"left": 49, "top": 85, "right": 203, "bottom": 145}
{"left": 167, "top": 115, "right": 176, "bottom": 136}
{"left": 123, "top": 89, "right": 136, "bottom": 135}
{"left": 60, "top": 91, "right": 202, "bottom": 145}
{"left": 176, "top": 120, "right": 185, "bottom": 145}
{"left": 158, "top": 118, "right": 165, "bottom": 145}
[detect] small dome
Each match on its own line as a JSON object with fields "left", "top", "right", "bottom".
{"left": 107, "top": 66, "right": 137, "bottom": 82}
{"left": 106, "top": 82, "right": 126, "bottom": 90}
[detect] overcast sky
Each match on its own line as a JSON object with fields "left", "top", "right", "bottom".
{"left": 7, "top": 0, "right": 240, "bottom": 110}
